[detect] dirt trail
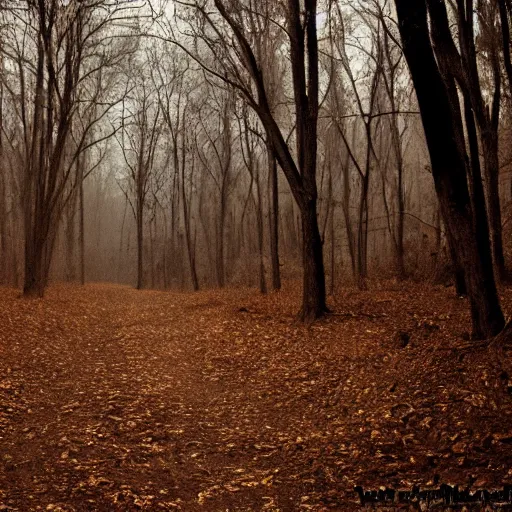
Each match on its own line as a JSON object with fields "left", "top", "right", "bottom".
{"left": 0, "top": 287, "right": 196, "bottom": 507}
{"left": 0, "top": 283, "right": 511, "bottom": 511}
{"left": 0, "top": 285, "right": 301, "bottom": 511}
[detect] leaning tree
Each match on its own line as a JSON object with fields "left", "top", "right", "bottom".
{"left": 165, "top": 0, "right": 328, "bottom": 320}
{"left": 394, "top": 0, "right": 505, "bottom": 339}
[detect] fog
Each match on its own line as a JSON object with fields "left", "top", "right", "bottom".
{"left": 0, "top": 0, "right": 510, "bottom": 297}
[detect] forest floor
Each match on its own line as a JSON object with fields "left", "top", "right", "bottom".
{"left": 0, "top": 281, "right": 511, "bottom": 511}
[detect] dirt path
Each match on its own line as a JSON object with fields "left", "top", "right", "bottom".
{"left": 0, "top": 285, "right": 250, "bottom": 511}
{"left": 0, "top": 284, "right": 307, "bottom": 511}
{"left": 0, "top": 283, "right": 511, "bottom": 511}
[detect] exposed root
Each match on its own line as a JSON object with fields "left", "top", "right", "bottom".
{"left": 450, "top": 321, "right": 512, "bottom": 400}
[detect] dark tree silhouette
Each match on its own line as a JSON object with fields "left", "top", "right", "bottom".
{"left": 394, "top": 0, "right": 505, "bottom": 338}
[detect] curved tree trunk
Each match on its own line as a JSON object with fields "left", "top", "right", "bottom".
{"left": 395, "top": 0, "right": 504, "bottom": 339}
{"left": 213, "top": 0, "right": 326, "bottom": 320}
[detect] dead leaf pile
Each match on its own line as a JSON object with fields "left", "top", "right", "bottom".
{"left": 0, "top": 281, "right": 511, "bottom": 511}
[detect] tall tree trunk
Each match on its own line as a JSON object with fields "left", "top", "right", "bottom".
{"left": 396, "top": 144, "right": 406, "bottom": 279}
{"left": 426, "top": 0, "right": 503, "bottom": 288}
{"left": 162, "top": 215, "right": 169, "bottom": 289}
{"left": 64, "top": 199, "right": 77, "bottom": 282}
{"left": 23, "top": 36, "right": 45, "bottom": 297}
{"left": 267, "top": 140, "right": 281, "bottom": 290}
{"left": 213, "top": 0, "right": 327, "bottom": 320}
{"left": 357, "top": 169, "right": 370, "bottom": 290}
{"left": 79, "top": 164, "right": 85, "bottom": 285}
{"left": 11, "top": 216, "right": 19, "bottom": 287}
{"left": 498, "top": 0, "right": 512, "bottom": 98}
{"left": 329, "top": 171, "right": 335, "bottom": 295}
{"left": 434, "top": 205, "right": 442, "bottom": 271}
{"left": 381, "top": 33, "right": 407, "bottom": 278}
{"left": 256, "top": 189, "right": 267, "bottom": 295}
{"left": 23, "top": 203, "right": 55, "bottom": 297}
{"left": 395, "top": 0, "right": 504, "bottom": 339}
{"left": 23, "top": 232, "right": 45, "bottom": 297}
{"left": 447, "top": 232, "right": 467, "bottom": 295}
{"left": 341, "top": 152, "right": 356, "bottom": 279}
{"left": 464, "top": 95, "right": 491, "bottom": 291}
{"left": 482, "top": 131, "right": 506, "bottom": 280}
{"left": 0, "top": 75, "right": 6, "bottom": 285}
{"left": 65, "top": 158, "right": 80, "bottom": 282}
{"left": 182, "top": 161, "right": 199, "bottom": 291}
{"left": 0, "top": 167, "right": 6, "bottom": 285}
{"left": 300, "top": 198, "right": 327, "bottom": 321}
{"left": 149, "top": 216, "right": 155, "bottom": 289}
{"left": 217, "top": 194, "right": 226, "bottom": 288}
{"left": 136, "top": 204, "right": 144, "bottom": 290}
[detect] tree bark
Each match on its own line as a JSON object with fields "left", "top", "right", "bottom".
{"left": 79, "top": 177, "right": 85, "bottom": 286}
{"left": 328, "top": 171, "right": 335, "bottom": 295}
{"left": 267, "top": 140, "right": 281, "bottom": 291}
{"left": 427, "top": 0, "right": 506, "bottom": 282}
{"left": 0, "top": 76, "right": 6, "bottom": 285}
{"left": 395, "top": 0, "right": 504, "bottom": 339}
{"left": 256, "top": 182, "right": 267, "bottom": 295}
{"left": 149, "top": 216, "right": 155, "bottom": 289}
{"left": 300, "top": 198, "right": 327, "bottom": 321}
{"left": 341, "top": 150, "right": 357, "bottom": 279}
{"left": 482, "top": 130, "right": 506, "bottom": 280}
{"left": 498, "top": 0, "right": 512, "bottom": 98}
{"left": 217, "top": 193, "right": 226, "bottom": 288}
{"left": 23, "top": 233, "right": 45, "bottom": 297}
{"left": 64, "top": 197, "right": 77, "bottom": 282}
{"left": 182, "top": 156, "right": 199, "bottom": 291}
{"left": 0, "top": 165, "right": 6, "bottom": 286}
{"left": 213, "top": 0, "right": 327, "bottom": 320}
{"left": 357, "top": 165, "right": 370, "bottom": 290}
{"left": 136, "top": 204, "right": 144, "bottom": 290}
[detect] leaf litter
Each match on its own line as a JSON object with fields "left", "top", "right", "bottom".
{"left": 0, "top": 280, "right": 511, "bottom": 511}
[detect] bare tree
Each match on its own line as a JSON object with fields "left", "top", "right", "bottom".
{"left": 116, "top": 66, "right": 163, "bottom": 290}
{"left": 394, "top": 0, "right": 505, "bottom": 338}
{"left": 151, "top": 48, "right": 198, "bottom": 289}
{"left": 167, "top": 0, "right": 328, "bottom": 320}
{"left": 0, "top": 0, "right": 139, "bottom": 296}
{"left": 425, "top": 0, "right": 506, "bottom": 281}
{"left": 327, "top": 3, "right": 383, "bottom": 288}
{"left": 239, "top": 104, "right": 267, "bottom": 294}
{"left": 194, "top": 84, "right": 234, "bottom": 288}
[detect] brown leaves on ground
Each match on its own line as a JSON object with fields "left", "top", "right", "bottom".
{"left": 0, "top": 281, "right": 511, "bottom": 511}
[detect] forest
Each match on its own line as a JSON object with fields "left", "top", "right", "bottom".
{"left": 0, "top": 0, "right": 512, "bottom": 510}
